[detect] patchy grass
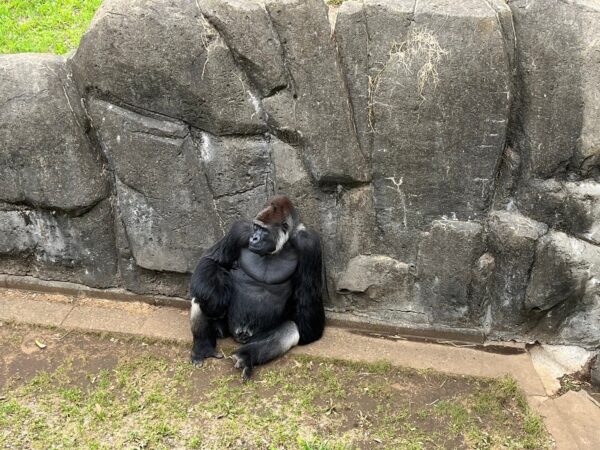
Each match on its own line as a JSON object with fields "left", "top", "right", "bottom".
{"left": 0, "top": 0, "right": 102, "bottom": 54}
{"left": 0, "top": 322, "right": 552, "bottom": 449}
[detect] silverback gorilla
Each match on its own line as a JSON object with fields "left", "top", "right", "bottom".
{"left": 189, "top": 195, "right": 325, "bottom": 379}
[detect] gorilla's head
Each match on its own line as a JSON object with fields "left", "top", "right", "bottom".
{"left": 249, "top": 195, "right": 297, "bottom": 256}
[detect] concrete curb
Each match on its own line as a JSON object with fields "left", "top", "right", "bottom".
{"left": 1, "top": 287, "right": 599, "bottom": 449}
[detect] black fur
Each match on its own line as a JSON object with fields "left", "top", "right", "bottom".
{"left": 190, "top": 220, "right": 252, "bottom": 318}
{"left": 189, "top": 211, "right": 325, "bottom": 378}
{"left": 290, "top": 229, "right": 325, "bottom": 345}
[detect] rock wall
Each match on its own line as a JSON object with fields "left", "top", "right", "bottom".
{"left": 1, "top": 0, "right": 599, "bottom": 348}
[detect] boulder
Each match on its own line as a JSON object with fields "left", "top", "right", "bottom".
{"left": 0, "top": 54, "right": 108, "bottom": 210}
{"left": 526, "top": 232, "right": 600, "bottom": 348}
{"left": 509, "top": 0, "right": 600, "bottom": 178}
{"left": 335, "top": 255, "right": 423, "bottom": 325}
{"left": 198, "top": 0, "right": 288, "bottom": 97}
{"left": 518, "top": 179, "right": 600, "bottom": 244}
{"left": 417, "top": 220, "right": 485, "bottom": 326}
{"left": 263, "top": 0, "right": 369, "bottom": 183}
{"left": 334, "top": 0, "right": 371, "bottom": 155}
{"left": 334, "top": 0, "right": 511, "bottom": 261}
{"left": 88, "top": 99, "right": 221, "bottom": 273}
{"left": 526, "top": 231, "right": 600, "bottom": 312}
{"left": 550, "top": 280, "right": 600, "bottom": 349}
{"left": 70, "top": 0, "right": 264, "bottom": 135}
{"left": 0, "top": 201, "right": 117, "bottom": 288}
{"left": 193, "top": 131, "right": 273, "bottom": 228}
{"left": 592, "top": 356, "right": 600, "bottom": 388}
{"left": 487, "top": 211, "right": 548, "bottom": 334}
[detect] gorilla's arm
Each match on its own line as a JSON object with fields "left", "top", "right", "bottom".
{"left": 290, "top": 228, "right": 326, "bottom": 345}
{"left": 190, "top": 220, "right": 252, "bottom": 318}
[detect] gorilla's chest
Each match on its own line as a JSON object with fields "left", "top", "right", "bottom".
{"left": 228, "top": 247, "right": 298, "bottom": 342}
{"left": 238, "top": 247, "right": 298, "bottom": 284}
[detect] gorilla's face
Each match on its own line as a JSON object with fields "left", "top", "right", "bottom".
{"left": 249, "top": 224, "right": 277, "bottom": 256}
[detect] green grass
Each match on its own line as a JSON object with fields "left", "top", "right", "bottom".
{"left": 0, "top": 0, "right": 103, "bottom": 55}
{"left": 0, "top": 323, "right": 552, "bottom": 450}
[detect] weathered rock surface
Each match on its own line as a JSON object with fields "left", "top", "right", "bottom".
{"left": 2, "top": 0, "right": 600, "bottom": 348}
{"left": 264, "top": 0, "right": 369, "bottom": 184}
{"left": 526, "top": 232, "right": 600, "bottom": 347}
{"left": 0, "top": 201, "right": 117, "bottom": 288}
{"left": 518, "top": 180, "right": 600, "bottom": 244}
{"left": 0, "top": 54, "right": 108, "bottom": 210}
{"left": 526, "top": 232, "right": 599, "bottom": 313}
{"left": 592, "top": 356, "right": 600, "bottom": 388}
{"left": 193, "top": 131, "right": 273, "bottom": 228}
{"left": 198, "top": 0, "right": 287, "bottom": 97}
{"left": 417, "top": 220, "right": 485, "bottom": 326}
{"left": 486, "top": 211, "right": 548, "bottom": 335}
{"left": 335, "top": 255, "right": 423, "bottom": 326}
{"left": 88, "top": 99, "right": 221, "bottom": 273}
{"left": 335, "top": 0, "right": 511, "bottom": 261}
{"left": 509, "top": 0, "right": 600, "bottom": 178}
{"left": 70, "top": 0, "right": 264, "bottom": 135}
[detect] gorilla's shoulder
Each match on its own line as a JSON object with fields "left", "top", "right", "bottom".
{"left": 290, "top": 225, "right": 321, "bottom": 253}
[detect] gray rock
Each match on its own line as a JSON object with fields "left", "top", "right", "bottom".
{"left": 526, "top": 231, "right": 597, "bottom": 312}
{"left": 0, "top": 200, "right": 117, "bottom": 288}
{"left": 192, "top": 130, "right": 274, "bottom": 228}
{"left": 271, "top": 138, "right": 323, "bottom": 231}
{"left": 335, "top": 254, "right": 423, "bottom": 326}
{"left": 88, "top": 99, "right": 221, "bottom": 273}
{"left": 526, "top": 232, "right": 600, "bottom": 347}
{"left": 112, "top": 209, "right": 190, "bottom": 298}
{"left": 555, "top": 285, "right": 600, "bottom": 349}
{"left": 70, "top": 0, "right": 264, "bottom": 135}
{"left": 0, "top": 54, "right": 108, "bottom": 210}
{"left": 194, "top": 131, "right": 272, "bottom": 199}
{"left": 334, "top": 0, "right": 371, "bottom": 155}
{"left": 417, "top": 220, "right": 485, "bottom": 326}
{"left": 337, "top": 254, "right": 410, "bottom": 299}
{"left": 324, "top": 185, "right": 381, "bottom": 309}
{"left": 509, "top": 0, "right": 600, "bottom": 178}
{"left": 487, "top": 211, "right": 548, "bottom": 334}
{"left": 333, "top": 186, "right": 380, "bottom": 262}
{"left": 362, "top": 0, "right": 510, "bottom": 259}
{"left": 264, "top": 0, "right": 369, "bottom": 183}
{"left": 592, "top": 356, "right": 600, "bottom": 388}
{"left": 518, "top": 179, "right": 600, "bottom": 244}
{"left": 212, "top": 186, "right": 270, "bottom": 231}
{"left": 198, "top": 0, "right": 288, "bottom": 97}
{"left": 471, "top": 252, "right": 496, "bottom": 331}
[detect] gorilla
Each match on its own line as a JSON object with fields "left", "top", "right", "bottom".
{"left": 189, "top": 195, "right": 325, "bottom": 379}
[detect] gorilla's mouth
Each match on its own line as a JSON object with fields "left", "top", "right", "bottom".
{"left": 248, "top": 242, "right": 274, "bottom": 256}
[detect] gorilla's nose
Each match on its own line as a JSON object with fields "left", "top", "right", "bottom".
{"left": 250, "top": 235, "right": 259, "bottom": 244}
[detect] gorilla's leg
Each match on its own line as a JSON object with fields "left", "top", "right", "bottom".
{"left": 190, "top": 299, "right": 227, "bottom": 367}
{"left": 231, "top": 321, "right": 300, "bottom": 380}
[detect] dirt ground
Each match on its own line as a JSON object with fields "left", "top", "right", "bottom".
{"left": 0, "top": 322, "right": 551, "bottom": 449}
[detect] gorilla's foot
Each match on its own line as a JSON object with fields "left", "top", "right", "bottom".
{"left": 190, "top": 349, "right": 224, "bottom": 368}
{"left": 231, "top": 353, "right": 253, "bottom": 381}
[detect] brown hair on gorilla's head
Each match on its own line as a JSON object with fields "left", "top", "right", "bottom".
{"left": 254, "top": 195, "right": 295, "bottom": 228}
